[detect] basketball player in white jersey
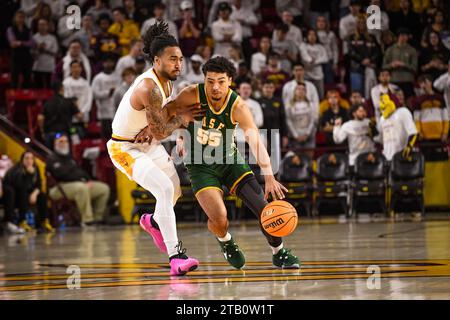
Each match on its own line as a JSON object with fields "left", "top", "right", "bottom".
{"left": 107, "top": 22, "right": 203, "bottom": 276}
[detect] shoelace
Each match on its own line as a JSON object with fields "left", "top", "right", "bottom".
{"left": 175, "top": 241, "right": 187, "bottom": 255}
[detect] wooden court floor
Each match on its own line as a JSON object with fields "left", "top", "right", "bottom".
{"left": 1, "top": 216, "right": 450, "bottom": 299}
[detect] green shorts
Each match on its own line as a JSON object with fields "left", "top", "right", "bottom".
{"left": 185, "top": 162, "right": 253, "bottom": 196}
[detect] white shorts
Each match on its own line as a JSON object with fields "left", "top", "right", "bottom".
{"left": 107, "top": 140, "right": 181, "bottom": 202}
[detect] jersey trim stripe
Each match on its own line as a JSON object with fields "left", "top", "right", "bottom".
{"left": 151, "top": 68, "right": 171, "bottom": 100}
{"left": 205, "top": 88, "right": 232, "bottom": 115}
{"left": 195, "top": 186, "right": 224, "bottom": 196}
{"left": 229, "top": 171, "right": 253, "bottom": 194}
{"left": 230, "top": 96, "right": 241, "bottom": 125}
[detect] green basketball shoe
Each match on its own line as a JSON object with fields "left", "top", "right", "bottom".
{"left": 272, "top": 248, "right": 300, "bottom": 269}
{"left": 217, "top": 237, "right": 246, "bottom": 269}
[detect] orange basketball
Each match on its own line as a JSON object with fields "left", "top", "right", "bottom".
{"left": 260, "top": 200, "right": 298, "bottom": 237}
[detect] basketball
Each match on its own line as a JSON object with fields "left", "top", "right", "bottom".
{"left": 261, "top": 200, "right": 298, "bottom": 237}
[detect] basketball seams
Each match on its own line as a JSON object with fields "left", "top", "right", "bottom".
{"left": 261, "top": 211, "right": 296, "bottom": 223}
{"left": 270, "top": 215, "right": 297, "bottom": 234}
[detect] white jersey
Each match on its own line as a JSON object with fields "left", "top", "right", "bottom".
{"left": 112, "top": 67, "right": 174, "bottom": 141}
{"left": 378, "top": 107, "right": 418, "bottom": 161}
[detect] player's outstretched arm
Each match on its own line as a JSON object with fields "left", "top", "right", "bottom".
{"left": 232, "top": 99, "right": 288, "bottom": 200}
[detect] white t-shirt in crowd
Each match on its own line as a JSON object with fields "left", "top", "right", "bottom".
{"left": 32, "top": 33, "right": 58, "bottom": 73}
{"left": 63, "top": 76, "right": 93, "bottom": 122}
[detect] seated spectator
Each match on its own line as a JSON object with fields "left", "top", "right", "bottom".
{"left": 299, "top": 29, "right": 328, "bottom": 99}
{"left": 72, "top": 14, "right": 98, "bottom": 59}
{"left": 53, "top": 39, "right": 92, "bottom": 83}
{"left": 47, "top": 134, "right": 110, "bottom": 226}
{"left": 413, "top": 74, "right": 449, "bottom": 143}
{"left": 7, "top": 10, "right": 33, "bottom": 88}
{"left": 376, "top": 93, "right": 417, "bottom": 161}
{"left": 433, "top": 60, "right": 450, "bottom": 119}
{"left": 63, "top": 61, "right": 93, "bottom": 124}
{"left": 113, "top": 67, "right": 137, "bottom": 108}
{"left": 109, "top": 6, "right": 140, "bottom": 56}
{"left": 282, "top": 63, "right": 319, "bottom": 113}
{"left": 86, "top": 0, "right": 113, "bottom": 22}
{"left": 211, "top": 2, "right": 242, "bottom": 59}
{"left": 230, "top": 0, "right": 259, "bottom": 62}
{"left": 419, "top": 31, "right": 450, "bottom": 81}
{"left": 347, "top": 15, "right": 381, "bottom": 99}
{"left": 333, "top": 104, "right": 376, "bottom": 167}
{"left": 251, "top": 36, "right": 271, "bottom": 77}
{"left": 175, "top": 1, "right": 201, "bottom": 58}
{"left": 258, "top": 80, "right": 288, "bottom": 152}
{"left": 183, "top": 54, "right": 204, "bottom": 84}
{"left": 38, "top": 82, "right": 82, "bottom": 148}
{"left": 91, "top": 13, "right": 121, "bottom": 62}
{"left": 319, "top": 89, "right": 350, "bottom": 117}
{"left": 115, "top": 39, "right": 143, "bottom": 78}
{"left": 421, "top": 10, "right": 446, "bottom": 48}
{"left": 272, "top": 23, "right": 298, "bottom": 73}
{"left": 382, "top": 28, "right": 418, "bottom": 99}
{"left": 320, "top": 91, "right": 350, "bottom": 146}
{"left": 261, "top": 53, "right": 290, "bottom": 97}
{"left": 285, "top": 83, "right": 318, "bottom": 159}
{"left": 316, "top": 15, "right": 339, "bottom": 85}
{"left": 32, "top": 19, "right": 58, "bottom": 89}
{"left": 2, "top": 151, "right": 54, "bottom": 233}
{"left": 92, "top": 55, "right": 120, "bottom": 139}
{"left": 371, "top": 69, "right": 399, "bottom": 122}
{"left": 141, "top": 3, "right": 178, "bottom": 41}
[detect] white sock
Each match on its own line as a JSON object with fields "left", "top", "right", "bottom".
{"left": 218, "top": 232, "right": 232, "bottom": 242}
{"left": 271, "top": 243, "right": 283, "bottom": 255}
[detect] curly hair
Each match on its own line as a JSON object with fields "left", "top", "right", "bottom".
{"left": 142, "top": 21, "right": 178, "bottom": 64}
{"left": 201, "top": 56, "right": 236, "bottom": 79}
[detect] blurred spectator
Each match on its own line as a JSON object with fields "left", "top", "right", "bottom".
{"left": 333, "top": 104, "right": 376, "bottom": 166}
{"left": 115, "top": 39, "right": 143, "bottom": 78}
{"left": 413, "top": 74, "right": 448, "bottom": 143}
{"left": 7, "top": 10, "right": 34, "bottom": 88}
{"left": 339, "top": 0, "right": 361, "bottom": 46}
{"left": 92, "top": 13, "right": 121, "bottom": 62}
{"left": 208, "top": 0, "right": 260, "bottom": 26}
{"left": 282, "top": 63, "right": 319, "bottom": 113}
{"left": 299, "top": 29, "right": 328, "bottom": 99}
{"left": 183, "top": 54, "right": 204, "bottom": 84}
{"left": 320, "top": 90, "right": 350, "bottom": 146}
{"left": 382, "top": 28, "right": 418, "bottom": 99}
{"left": 316, "top": 15, "right": 339, "bottom": 85}
{"left": 53, "top": 39, "right": 92, "bottom": 83}
{"left": 134, "top": 55, "right": 147, "bottom": 74}
{"left": 228, "top": 44, "right": 244, "bottom": 71}
{"left": 389, "top": 0, "right": 422, "bottom": 48}
{"left": 349, "top": 90, "right": 365, "bottom": 108}
{"left": 309, "top": 0, "right": 331, "bottom": 29}
{"left": 196, "top": 45, "right": 213, "bottom": 63}
{"left": 63, "top": 61, "right": 93, "bottom": 124}
{"left": 0, "top": 155, "right": 22, "bottom": 234}
{"left": 109, "top": 6, "right": 140, "bottom": 56}
{"left": 347, "top": 15, "right": 381, "bottom": 99}
{"left": 32, "top": 19, "right": 58, "bottom": 89}
{"left": 319, "top": 89, "right": 350, "bottom": 116}
{"left": 73, "top": 14, "right": 98, "bottom": 59}
{"left": 419, "top": 31, "right": 450, "bottom": 81}
{"left": 275, "top": 0, "right": 303, "bottom": 27}
{"left": 261, "top": 53, "right": 290, "bottom": 97}
{"left": 234, "top": 62, "right": 252, "bottom": 89}
{"left": 86, "top": 0, "right": 113, "bottom": 22}
{"left": 211, "top": 2, "right": 242, "bottom": 59}
{"left": 272, "top": 23, "right": 298, "bottom": 73}
{"left": 285, "top": 83, "right": 318, "bottom": 159}
{"left": 421, "top": 10, "right": 447, "bottom": 48}
{"left": 380, "top": 29, "right": 396, "bottom": 53}
{"left": 57, "top": 2, "right": 79, "bottom": 50}
{"left": 38, "top": 82, "right": 82, "bottom": 148}
{"left": 92, "top": 55, "right": 120, "bottom": 139}
{"left": 47, "top": 134, "right": 110, "bottom": 226}
{"left": 175, "top": 0, "right": 201, "bottom": 58}
{"left": 30, "top": 2, "right": 56, "bottom": 34}
{"left": 164, "top": 0, "right": 192, "bottom": 22}
{"left": 258, "top": 80, "right": 288, "bottom": 151}
{"left": 251, "top": 36, "right": 271, "bottom": 76}
{"left": 371, "top": 69, "right": 399, "bottom": 122}
{"left": 2, "top": 151, "right": 53, "bottom": 233}
{"left": 123, "top": 0, "right": 147, "bottom": 26}
{"left": 434, "top": 60, "right": 450, "bottom": 118}
{"left": 376, "top": 93, "right": 417, "bottom": 161}
{"left": 230, "top": 0, "right": 259, "bottom": 62}
{"left": 113, "top": 67, "right": 137, "bottom": 108}
{"left": 367, "top": 0, "right": 390, "bottom": 44}
{"left": 141, "top": 3, "right": 178, "bottom": 41}
{"left": 238, "top": 82, "right": 263, "bottom": 127}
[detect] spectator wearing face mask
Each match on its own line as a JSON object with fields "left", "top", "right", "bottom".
{"left": 47, "top": 134, "right": 110, "bottom": 226}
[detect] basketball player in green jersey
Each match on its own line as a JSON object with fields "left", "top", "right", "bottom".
{"left": 169, "top": 57, "right": 300, "bottom": 269}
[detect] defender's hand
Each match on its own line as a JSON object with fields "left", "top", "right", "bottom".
{"left": 178, "top": 103, "right": 205, "bottom": 122}
{"left": 134, "top": 126, "right": 153, "bottom": 144}
{"left": 264, "top": 176, "right": 288, "bottom": 201}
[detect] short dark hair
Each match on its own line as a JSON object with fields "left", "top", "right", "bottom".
{"left": 378, "top": 68, "right": 390, "bottom": 76}
{"left": 202, "top": 56, "right": 236, "bottom": 79}
{"left": 52, "top": 81, "right": 63, "bottom": 94}
{"left": 349, "top": 104, "right": 365, "bottom": 119}
{"left": 142, "top": 21, "right": 179, "bottom": 64}
{"left": 98, "top": 13, "right": 112, "bottom": 24}
{"left": 69, "top": 60, "right": 81, "bottom": 67}
{"left": 275, "top": 23, "right": 289, "bottom": 33}
{"left": 112, "top": 6, "right": 126, "bottom": 15}
{"left": 262, "top": 79, "right": 275, "bottom": 86}
{"left": 417, "top": 74, "right": 433, "bottom": 83}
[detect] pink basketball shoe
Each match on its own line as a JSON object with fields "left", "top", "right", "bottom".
{"left": 140, "top": 213, "right": 167, "bottom": 253}
{"left": 169, "top": 242, "right": 199, "bottom": 276}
